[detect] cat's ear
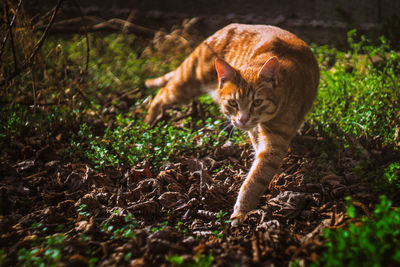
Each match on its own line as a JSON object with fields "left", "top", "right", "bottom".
{"left": 258, "top": 57, "right": 279, "bottom": 83}
{"left": 215, "top": 58, "right": 236, "bottom": 89}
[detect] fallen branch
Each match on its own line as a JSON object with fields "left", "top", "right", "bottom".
{"left": 42, "top": 15, "right": 103, "bottom": 28}
{"left": 36, "top": 16, "right": 156, "bottom": 36}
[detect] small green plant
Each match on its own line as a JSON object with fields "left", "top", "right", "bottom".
{"left": 100, "top": 213, "right": 137, "bottom": 240}
{"left": 176, "top": 221, "right": 188, "bottom": 234}
{"left": 384, "top": 162, "right": 400, "bottom": 187}
{"left": 32, "top": 222, "right": 44, "bottom": 233}
{"left": 151, "top": 221, "right": 168, "bottom": 233}
{"left": 89, "top": 257, "right": 99, "bottom": 267}
{"left": 166, "top": 251, "right": 213, "bottom": 267}
{"left": 124, "top": 252, "right": 132, "bottom": 262}
{"left": 166, "top": 254, "right": 184, "bottom": 265}
{"left": 77, "top": 204, "right": 91, "bottom": 218}
{"left": 187, "top": 251, "right": 214, "bottom": 267}
{"left": 0, "top": 249, "right": 7, "bottom": 265}
{"left": 216, "top": 210, "right": 229, "bottom": 222}
{"left": 79, "top": 234, "right": 90, "bottom": 242}
{"left": 44, "top": 234, "right": 65, "bottom": 263}
{"left": 319, "top": 195, "right": 400, "bottom": 266}
{"left": 17, "top": 233, "right": 66, "bottom": 266}
{"left": 17, "top": 248, "right": 43, "bottom": 266}
{"left": 212, "top": 211, "right": 231, "bottom": 239}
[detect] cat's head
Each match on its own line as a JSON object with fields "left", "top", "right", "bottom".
{"left": 215, "top": 57, "right": 281, "bottom": 130}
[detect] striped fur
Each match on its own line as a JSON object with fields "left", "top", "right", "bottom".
{"left": 144, "top": 24, "right": 319, "bottom": 223}
{"left": 145, "top": 71, "right": 175, "bottom": 88}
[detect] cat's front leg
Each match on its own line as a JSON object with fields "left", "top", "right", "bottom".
{"left": 231, "top": 134, "right": 288, "bottom": 225}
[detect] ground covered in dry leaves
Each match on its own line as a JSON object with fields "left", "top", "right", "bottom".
{"left": 1, "top": 120, "right": 386, "bottom": 266}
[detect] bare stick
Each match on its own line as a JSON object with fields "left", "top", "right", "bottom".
{"left": 71, "top": 0, "right": 90, "bottom": 80}
{"left": 0, "top": 0, "right": 23, "bottom": 66}
{"left": 65, "top": 0, "right": 90, "bottom": 104}
{"left": 5, "top": 1, "right": 18, "bottom": 73}
{"left": 30, "top": 69, "right": 37, "bottom": 111}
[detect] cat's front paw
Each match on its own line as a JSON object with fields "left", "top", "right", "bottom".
{"left": 230, "top": 216, "right": 243, "bottom": 227}
{"left": 230, "top": 206, "right": 248, "bottom": 226}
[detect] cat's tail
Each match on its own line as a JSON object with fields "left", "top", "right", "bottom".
{"left": 145, "top": 71, "right": 175, "bottom": 88}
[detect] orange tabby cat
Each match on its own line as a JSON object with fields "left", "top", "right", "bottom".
{"left": 145, "top": 24, "right": 319, "bottom": 224}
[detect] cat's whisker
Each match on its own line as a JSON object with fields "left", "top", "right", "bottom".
{"left": 229, "top": 126, "right": 236, "bottom": 139}
{"left": 221, "top": 121, "right": 233, "bottom": 132}
{"left": 220, "top": 119, "right": 231, "bottom": 126}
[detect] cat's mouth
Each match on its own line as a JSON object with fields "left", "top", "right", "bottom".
{"left": 232, "top": 120, "right": 256, "bottom": 130}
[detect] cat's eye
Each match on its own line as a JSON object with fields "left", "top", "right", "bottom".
{"left": 253, "top": 99, "right": 263, "bottom": 107}
{"left": 228, "top": 100, "right": 237, "bottom": 107}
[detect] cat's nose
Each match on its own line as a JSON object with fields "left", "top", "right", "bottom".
{"left": 238, "top": 114, "right": 249, "bottom": 125}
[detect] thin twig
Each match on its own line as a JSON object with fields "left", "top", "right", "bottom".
{"left": 31, "top": 68, "right": 37, "bottom": 111}
{"left": 71, "top": 0, "right": 90, "bottom": 81}
{"left": 352, "top": 201, "right": 374, "bottom": 220}
{"left": 63, "top": 0, "right": 90, "bottom": 104}
{"left": 0, "top": 0, "right": 64, "bottom": 87}
{"left": 103, "top": 88, "right": 140, "bottom": 108}
{"left": 5, "top": 1, "right": 18, "bottom": 73}
{"left": 24, "top": 0, "right": 63, "bottom": 66}
{"left": 0, "top": 0, "right": 23, "bottom": 66}
{"left": 23, "top": 170, "right": 47, "bottom": 180}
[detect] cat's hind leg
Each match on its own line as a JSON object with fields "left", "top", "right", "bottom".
{"left": 144, "top": 42, "right": 218, "bottom": 125}
{"left": 145, "top": 79, "right": 214, "bottom": 125}
{"left": 145, "top": 71, "right": 175, "bottom": 89}
{"left": 144, "top": 83, "right": 178, "bottom": 125}
{"left": 145, "top": 75, "right": 216, "bottom": 125}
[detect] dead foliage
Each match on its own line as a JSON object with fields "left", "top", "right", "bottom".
{"left": 0, "top": 122, "right": 381, "bottom": 266}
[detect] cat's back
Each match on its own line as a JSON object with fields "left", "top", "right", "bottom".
{"left": 207, "top": 23, "right": 305, "bottom": 55}
{"left": 205, "top": 24, "right": 317, "bottom": 73}
{"left": 212, "top": 23, "right": 295, "bottom": 41}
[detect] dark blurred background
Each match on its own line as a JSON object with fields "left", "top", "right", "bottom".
{"left": 21, "top": 0, "right": 400, "bottom": 47}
